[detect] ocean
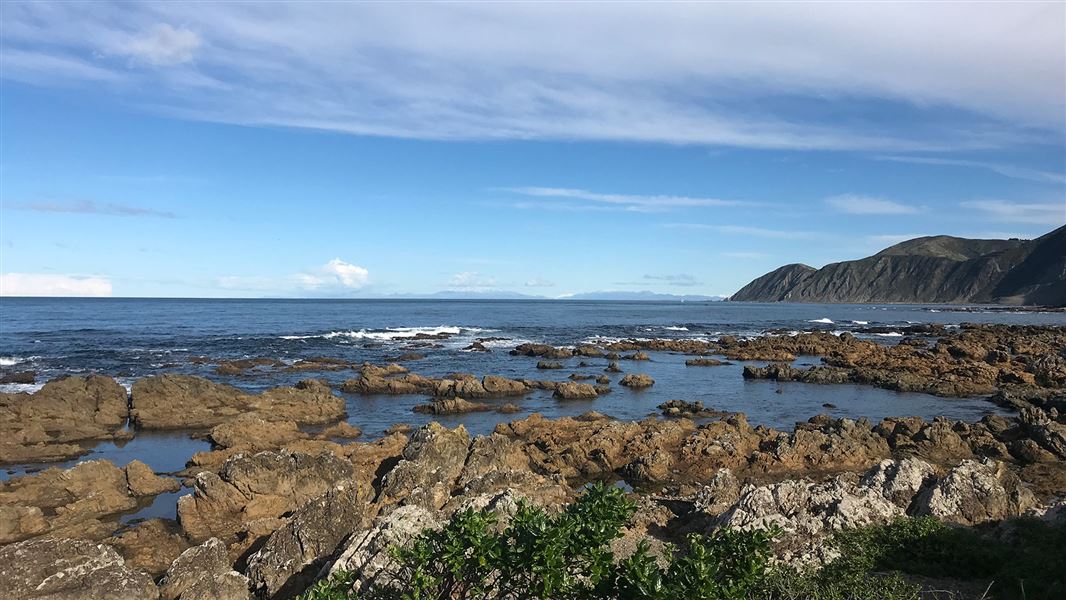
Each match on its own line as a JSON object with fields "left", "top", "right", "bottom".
{"left": 2, "top": 298, "right": 1064, "bottom": 488}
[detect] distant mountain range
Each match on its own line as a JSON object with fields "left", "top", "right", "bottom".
{"left": 382, "top": 290, "right": 726, "bottom": 301}
{"left": 731, "top": 225, "right": 1066, "bottom": 306}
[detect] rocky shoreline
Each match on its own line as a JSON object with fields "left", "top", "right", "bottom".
{"left": 1, "top": 323, "right": 1064, "bottom": 599}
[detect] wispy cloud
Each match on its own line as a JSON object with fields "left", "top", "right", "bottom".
{"left": 877, "top": 155, "right": 1066, "bottom": 185}
{"left": 663, "top": 223, "right": 819, "bottom": 239}
{"left": 503, "top": 187, "right": 745, "bottom": 212}
{"left": 448, "top": 271, "right": 497, "bottom": 290}
{"left": 2, "top": 3, "right": 1061, "bottom": 150}
{"left": 0, "top": 273, "right": 112, "bottom": 297}
{"left": 825, "top": 194, "right": 920, "bottom": 215}
{"left": 960, "top": 200, "right": 1066, "bottom": 225}
{"left": 524, "top": 277, "right": 554, "bottom": 288}
{"left": 216, "top": 258, "right": 369, "bottom": 293}
{"left": 642, "top": 273, "right": 701, "bottom": 287}
{"left": 12, "top": 200, "right": 177, "bottom": 218}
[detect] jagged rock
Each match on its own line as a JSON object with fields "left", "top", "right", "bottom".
{"left": 596, "top": 375, "right": 610, "bottom": 385}
{"left": 858, "top": 458, "right": 936, "bottom": 507}
{"left": 160, "top": 537, "right": 251, "bottom": 600}
{"left": 659, "top": 400, "right": 728, "bottom": 418}
{"left": 413, "top": 397, "right": 491, "bottom": 415}
{"left": 913, "top": 459, "right": 1037, "bottom": 525}
{"left": 376, "top": 423, "right": 470, "bottom": 510}
{"left": 0, "top": 375, "right": 130, "bottom": 464}
{"left": 509, "top": 343, "right": 573, "bottom": 359}
{"left": 125, "top": 460, "right": 181, "bottom": 497}
{"left": 482, "top": 375, "right": 528, "bottom": 396}
{"left": 537, "top": 360, "right": 564, "bottom": 370}
{"left": 622, "top": 352, "right": 650, "bottom": 361}
{"left": 552, "top": 382, "right": 598, "bottom": 400}
{"left": 604, "top": 361, "right": 623, "bottom": 373}
{"left": 177, "top": 451, "right": 356, "bottom": 545}
{"left": 326, "top": 505, "right": 441, "bottom": 593}
{"left": 245, "top": 486, "right": 372, "bottom": 599}
{"left": 131, "top": 375, "right": 345, "bottom": 429}
{"left": 0, "top": 538, "right": 158, "bottom": 600}
{"left": 693, "top": 469, "right": 741, "bottom": 515}
{"left": 0, "top": 371, "right": 34, "bottom": 384}
{"left": 620, "top": 374, "right": 654, "bottom": 388}
{"left": 1019, "top": 407, "right": 1066, "bottom": 459}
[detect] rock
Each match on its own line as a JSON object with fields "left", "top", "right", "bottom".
{"left": 481, "top": 375, "right": 529, "bottom": 396}
{"left": 160, "top": 537, "right": 251, "bottom": 600}
{"left": 208, "top": 415, "right": 307, "bottom": 452}
{"left": 913, "top": 459, "right": 1037, "bottom": 525}
{"left": 413, "top": 397, "right": 492, "bottom": 415}
{"left": 536, "top": 360, "right": 564, "bottom": 370}
{"left": 107, "top": 518, "right": 190, "bottom": 578}
{"left": 623, "top": 352, "right": 650, "bottom": 361}
{"left": 245, "top": 486, "right": 372, "bottom": 599}
{"left": 552, "top": 382, "right": 599, "bottom": 400}
{"left": 596, "top": 375, "right": 610, "bottom": 385}
{"left": 858, "top": 458, "right": 936, "bottom": 507}
{"left": 497, "top": 403, "right": 522, "bottom": 414}
{"left": 176, "top": 451, "right": 357, "bottom": 545}
{"left": 0, "top": 375, "right": 129, "bottom": 464}
{"left": 325, "top": 504, "right": 441, "bottom": 593}
{"left": 131, "top": 375, "right": 345, "bottom": 429}
{"left": 318, "top": 421, "right": 362, "bottom": 439}
{"left": 685, "top": 358, "right": 728, "bottom": 367}
{"left": 0, "top": 460, "right": 164, "bottom": 543}
{"left": 394, "top": 352, "right": 427, "bottom": 361}
{"left": 1019, "top": 407, "right": 1066, "bottom": 459}
{"left": 125, "top": 460, "right": 181, "bottom": 497}
{"left": 0, "top": 371, "right": 34, "bottom": 384}
{"left": 605, "top": 361, "right": 623, "bottom": 373}
{"left": 658, "top": 400, "right": 726, "bottom": 418}
{"left": 509, "top": 343, "right": 573, "bottom": 359}
{"left": 463, "top": 342, "right": 490, "bottom": 352}
{"left": 568, "top": 373, "right": 594, "bottom": 381}
{"left": 376, "top": 423, "right": 470, "bottom": 510}
{"left": 693, "top": 469, "right": 741, "bottom": 515}
{"left": 0, "top": 538, "right": 158, "bottom": 600}
{"left": 620, "top": 374, "right": 654, "bottom": 388}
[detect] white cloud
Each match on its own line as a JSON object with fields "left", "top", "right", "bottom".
{"left": 825, "top": 194, "right": 920, "bottom": 215}
{"left": 2, "top": 2, "right": 1062, "bottom": 149}
{"left": 297, "top": 258, "right": 369, "bottom": 289}
{"left": 524, "top": 277, "right": 553, "bottom": 287}
{"left": 0, "top": 273, "right": 112, "bottom": 297}
{"left": 960, "top": 200, "right": 1066, "bottom": 225}
{"left": 664, "top": 223, "right": 819, "bottom": 239}
{"left": 503, "top": 187, "right": 745, "bottom": 212}
{"left": 876, "top": 156, "right": 1066, "bottom": 185}
{"left": 448, "top": 271, "right": 497, "bottom": 289}
{"left": 113, "top": 24, "right": 201, "bottom": 66}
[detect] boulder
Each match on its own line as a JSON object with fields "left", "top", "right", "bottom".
{"left": 176, "top": 451, "right": 357, "bottom": 545}
{"left": 0, "top": 538, "right": 158, "bottom": 600}
{"left": 125, "top": 460, "right": 181, "bottom": 497}
{"left": 208, "top": 415, "right": 307, "bottom": 451}
{"left": 245, "top": 486, "right": 373, "bottom": 599}
{"left": 620, "top": 374, "right": 654, "bottom": 388}
{"left": 325, "top": 505, "right": 441, "bottom": 593}
{"left": 160, "top": 538, "right": 251, "bottom": 600}
{"left": 552, "top": 382, "right": 598, "bottom": 400}
{"left": 685, "top": 358, "right": 728, "bottom": 367}
{"left": 376, "top": 423, "right": 470, "bottom": 510}
{"left": 913, "top": 459, "right": 1037, "bottom": 525}
{"left": 107, "top": 518, "right": 191, "bottom": 578}
{"left": 131, "top": 375, "right": 345, "bottom": 429}
{"left": 536, "top": 360, "right": 564, "bottom": 370}
{"left": 413, "top": 397, "right": 492, "bottom": 415}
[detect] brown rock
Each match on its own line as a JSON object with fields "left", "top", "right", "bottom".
{"left": 620, "top": 374, "right": 654, "bottom": 388}
{"left": 108, "top": 518, "right": 191, "bottom": 577}
{"left": 553, "top": 382, "right": 598, "bottom": 400}
{"left": 0, "top": 538, "right": 158, "bottom": 600}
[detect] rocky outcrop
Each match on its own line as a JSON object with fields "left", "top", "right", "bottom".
{"left": 376, "top": 423, "right": 470, "bottom": 510}
{"left": 731, "top": 226, "right": 1065, "bottom": 305}
{"left": 509, "top": 343, "right": 573, "bottom": 359}
{"left": 245, "top": 486, "right": 372, "bottom": 599}
{"left": 131, "top": 375, "right": 345, "bottom": 429}
{"left": 685, "top": 358, "right": 729, "bottom": 366}
{"left": 552, "top": 381, "right": 599, "bottom": 400}
{"left": 326, "top": 504, "right": 441, "bottom": 593}
{"left": 0, "top": 375, "right": 130, "bottom": 464}
{"left": 620, "top": 374, "right": 654, "bottom": 388}
{"left": 0, "top": 459, "right": 179, "bottom": 544}
{"left": 340, "top": 370, "right": 532, "bottom": 400}
{"left": 413, "top": 397, "right": 492, "bottom": 415}
{"left": 107, "top": 518, "right": 191, "bottom": 578}
{"left": 913, "top": 459, "right": 1037, "bottom": 525}
{"left": 160, "top": 538, "right": 251, "bottom": 600}
{"left": 176, "top": 450, "right": 357, "bottom": 546}
{"left": 658, "top": 400, "right": 727, "bottom": 418}
{"left": 0, "top": 538, "right": 158, "bottom": 600}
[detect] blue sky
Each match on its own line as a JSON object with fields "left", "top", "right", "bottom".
{"left": 1, "top": 2, "right": 1064, "bottom": 298}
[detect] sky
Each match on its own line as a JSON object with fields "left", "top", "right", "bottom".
{"left": 1, "top": 1, "right": 1064, "bottom": 298}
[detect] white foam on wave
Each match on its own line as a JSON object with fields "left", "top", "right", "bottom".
{"left": 661, "top": 326, "right": 689, "bottom": 331}
{"left": 0, "top": 356, "right": 36, "bottom": 367}
{"left": 808, "top": 318, "right": 834, "bottom": 324}
{"left": 876, "top": 332, "right": 904, "bottom": 337}
{"left": 281, "top": 325, "right": 483, "bottom": 342}
{"left": 851, "top": 320, "right": 869, "bottom": 325}
{"left": 0, "top": 383, "right": 44, "bottom": 394}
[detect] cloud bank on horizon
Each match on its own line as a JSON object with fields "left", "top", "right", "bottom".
{"left": 0, "top": 1, "right": 1063, "bottom": 297}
